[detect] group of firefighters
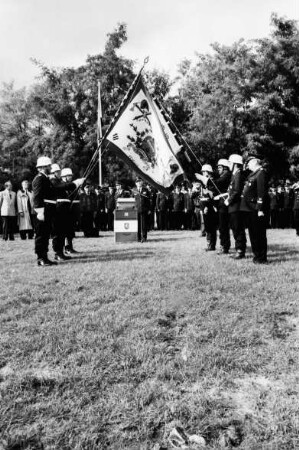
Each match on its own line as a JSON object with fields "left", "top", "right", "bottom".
{"left": 10, "top": 151, "right": 298, "bottom": 266}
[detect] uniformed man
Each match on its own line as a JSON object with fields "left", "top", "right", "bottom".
{"left": 240, "top": 154, "right": 268, "bottom": 263}
{"left": 196, "top": 164, "right": 218, "bottom": 251}
{"left": 115, "top": 181, "right": 130, "bottom": 200}
{"left": 33, "top": 157, "right": 56, "bottom": 265}
{"left": 225, "top": 154, "right": 246, "bottom": 259}
{"left": 50, "top": 164, "right": 84, "bottom": 261}
{"left": 132, "top": 178, "right": 150, "bottom": 242}
{"left": 32, "top": 157, "right": 84, "bottom": 266}
{"left": 105, "top": 185, "right": 116, "bottom": 231}
{"left": 61, "top": 168, "right": 80, "bottom": 254}
{"left": 156, "top": 191, "right": 170, "bottom": 230}
{"left": 171, "top": 185, "right": 184, "bottom": 230}
{"left": 293, "top": 180, "right": 299, "bottom": 236}
{"left": 191, "top": 181, "right": 205, "bottom": 234}
{"left": 79, "top": 183, "right": 98, "bottom": 237}
{"left": 183, "top": 184, "right": 194, "bottom": 230}
{"left": 214, "top": 159, "right": 231, "bottom": 254}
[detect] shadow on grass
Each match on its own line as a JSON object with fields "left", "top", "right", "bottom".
{"left": 148, "top": 236, "right": 192, "bottom": 242}
{"left": 65, "top": 250, "right": 155, "bottom": 264}
{"left": 268, "top": 244, "right": 299, "bottom": 263}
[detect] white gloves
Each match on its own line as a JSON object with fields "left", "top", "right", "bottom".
{"left": 195, "top": 173, "right": 209, "bottom": 186}
{"left": 258, "top": 211, "right": 264, "bottom": 217}
{"left": 73, "top": 178, "right": 86, "bottom": 188}
{"left": 35, "top": 207, "right": 45, "bottom": 222}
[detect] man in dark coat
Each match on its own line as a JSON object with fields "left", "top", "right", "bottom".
{"left": 61, "top": 168, "right": 80, "bottom": 254}
{"left": 184, "top": 185, "right": 194, "bottom": 230}
{"left": 156, "top": 191, "right": 170, "bottom": 230}
{"left": 33, "top": 157, "right": 84, "bottom": 266}
{"left": 293, "top": 180, "right": 299, "bottom": 236}
{"left": 240, "top": 155, "right": 268, "bottom": 264}
{"left": 132, "top": 178, "right": 150, "bottom": 242}
{"left": 50, "top": 164, "right": 84, "bottom": 261}
{"left": 105, "top": 185, "right": 116, "bottom": 231}
{"left": 171, "top": 185, "right": 184, "bottom": 230}
{"left": 214, "top": 159, "right": 231, "bottom": 254}
{"left": 80, "top": 184, "right": 98, "bottom": 237}
{"left": 225, "top": 154, "right": 247, "bottom": 259}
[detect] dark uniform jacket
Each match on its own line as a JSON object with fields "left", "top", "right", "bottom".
{"left": 156, "top": 192, "right": 169, "bottom": 211}
{"left": 171, "top": 192, "right": 184, "bottom": 211}
{"left": 214, "top": 170, "right": 231, "bottom": 211}
{"left": 227, "top": 169, "right": 245, "bottom": 213}
{"left": 184, "top": 192, "right": 194, "bottom": 211}
{"left": 33, "top": 173, "right": 55, "bottom": 209}
{"left": 96, "top": 191, "right": 106, "bottom": 212}
{"left": 269, "top": 191, "right": 278, "bottom": 210}
{"left": 283, "top": 189, "right": 294, "bottom": 209}
{"left": 132, "top": 187, "right": 150, "bottom": 213}
{"left": 105, "top": 192, "right": 116, "bottom": 211}
{"left": 240, "top": 168, "right": 268, "bottom": 213}
{"left": 79, "top": 192, "right": 97, "bottom": 213}
{"left": 293, "top": 186, "right": 299, "bottom": 210}
{"left": 50, "top": 177, "right": 76, "bottom": 214}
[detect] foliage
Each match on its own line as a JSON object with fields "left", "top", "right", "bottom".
{"left": 0, "top": 15, "right": 299, "bottom": 186}
{"left": 177, "top": 15, "right": 299, "bottom": 175}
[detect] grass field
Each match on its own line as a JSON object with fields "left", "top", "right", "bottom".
{"left": 0, "top": 229, "right": 298, "bottom": 449}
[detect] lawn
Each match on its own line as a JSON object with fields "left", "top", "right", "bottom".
{"left": 0, "top": 229, "right": 298, "bottom": 449}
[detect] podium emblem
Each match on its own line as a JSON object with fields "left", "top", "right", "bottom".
{"left": 124, "top": 223, "right": 130, "bottom": 230}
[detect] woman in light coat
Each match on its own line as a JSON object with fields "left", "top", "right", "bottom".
{"left": 17, "top": 180, "right": 34, "bottom": 239}
{"left": 0, "top": 181, "right": 17, "bottom": 240}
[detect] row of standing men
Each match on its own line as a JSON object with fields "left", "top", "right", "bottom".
{"left": 194, "top": 154, "right": 299, "bottom": 264}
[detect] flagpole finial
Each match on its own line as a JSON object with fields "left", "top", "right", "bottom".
{"left": 143, "top": 56, "right": 150, "bottom": 65}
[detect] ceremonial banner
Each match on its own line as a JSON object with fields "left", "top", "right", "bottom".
{"left": 105, "top": 75, "right": 184, "bottom": 194}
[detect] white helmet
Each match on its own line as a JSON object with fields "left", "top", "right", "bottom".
{"left": 36, "top": 156, "right": 52, "bottom": 168}
{"left": 202, "top": 164, "right": 213, "bottom": 173}
{"left": 61, "top": 168, "right": 73, "bottom": 177}
{"left": 217, "top": 158, "right": 230, "bottom": 168}
{"left": 51, "top": 163, "right": 61, "bottom": 173}
{"left": 229, "top": 154, "right": 243, "bottom": 165}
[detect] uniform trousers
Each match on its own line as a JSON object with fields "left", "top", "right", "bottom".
{"left": 157, "top": 211, "right": 168, "bottom": 230}
{"left": 2, "top": 216, "right": 15, "bottom": 240}
{"left": 218, "top": 209, "right": 230, "bottom": 251}
{"left": 243, "top": 212, "right": 267, "bottom": 262}
{"left": 204, "top": 207, "right": 218, "bottom": 249}
{"left": 294, "top": 210, "right": 299, "bottom": 235}
{"left": 171, "top": 211, "right": 183, "bottom": 230}
{"left": 52, "top": 210, "right": 69, "bottom": 254}
{"left": 184, "top": 211, "right": 193, "bottom": 230}
{"left": 229, "top": 212, "right": 246, "bottom": 255}
{"left": 193, "top": 207, "right": 202, "bottom": 230}
{"left": 107, "top": 210, "right": 114, "bottom": 231}
{"left": 138, "top": 212, "right": 148, "bottom": 241}
{"left": 35, "top": 213, "right": 52, "bottom": 259}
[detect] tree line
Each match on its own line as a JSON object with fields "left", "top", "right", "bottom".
{"left": 0, "top": 14, "right": 299, "bottom": 187}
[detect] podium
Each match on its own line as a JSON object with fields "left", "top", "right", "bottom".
{"left": 114, "top": 198, "right": 138, "bottom": 243}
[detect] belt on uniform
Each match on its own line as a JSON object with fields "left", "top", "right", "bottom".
{"left": 72, "top": 200, "right": 80, "bottom": 203}
{"left": 44, "top": 200, "right": 56, "bottom": 204}
{"left": 57, "top": 199, "right": 71, "bottom": 203}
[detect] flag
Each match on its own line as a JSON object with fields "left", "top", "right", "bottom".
{"left": 104, "top": 74, "right": 185, "bottom": 194}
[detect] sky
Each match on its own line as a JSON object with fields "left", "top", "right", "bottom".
{"left": 0, "top": 0, "right": 298, "bottom": 88}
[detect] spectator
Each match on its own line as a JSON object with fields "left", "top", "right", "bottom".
{"left": 0, "top": 181, "right": 17, "bottom": 241}
{"left": 17, "top": 180, "right": 35, "bottom": 239}
{"left": 80, "top": 184, "right": 98, "bottom": 237}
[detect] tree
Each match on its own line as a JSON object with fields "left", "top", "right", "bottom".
{"left": 175, "top": 14, "right": 299, "bottom": 176}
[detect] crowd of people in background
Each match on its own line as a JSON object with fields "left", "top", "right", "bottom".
{"left": 1, "top": 175, "right": 298, "bottom": 240}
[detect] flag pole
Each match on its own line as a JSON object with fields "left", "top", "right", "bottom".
{"left": 97, "top": 81, "right": 103, "bottom": 186}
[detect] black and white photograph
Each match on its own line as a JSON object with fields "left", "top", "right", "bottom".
{"left": 0, "top": 0, "right": 298, "bottom": 448}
